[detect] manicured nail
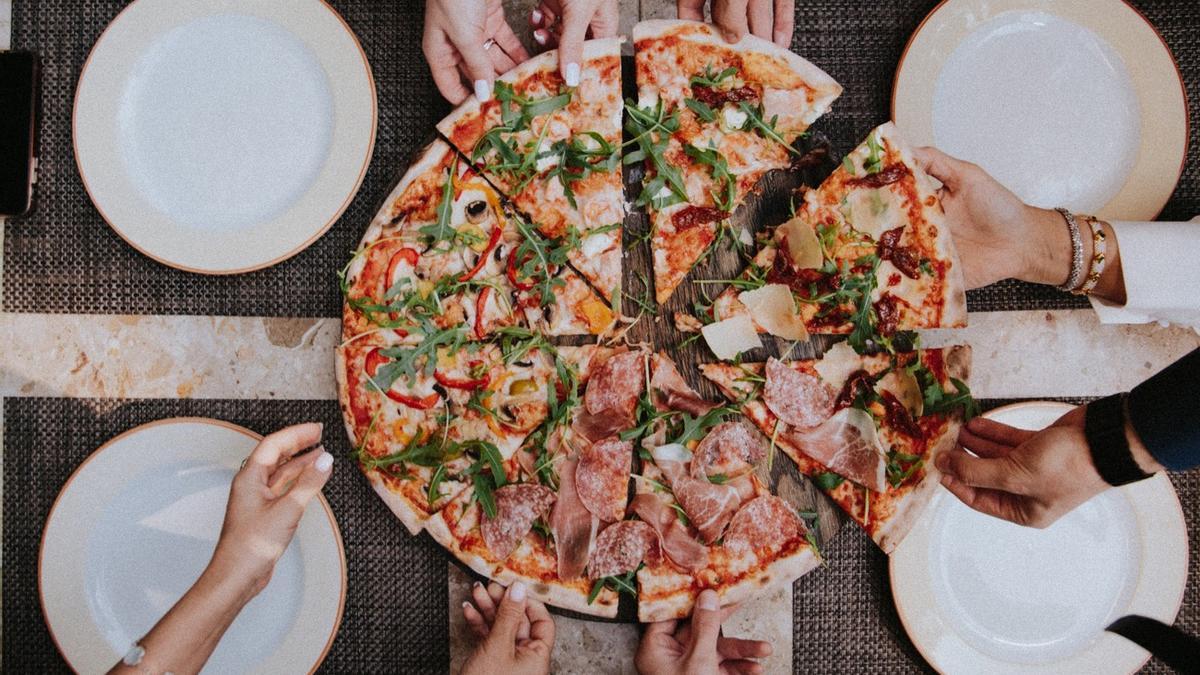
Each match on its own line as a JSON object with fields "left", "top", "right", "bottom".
{"left": 474, "top": 79, "right": 491, "bottom": 102}
{"left": 462, "top": 601, "right": 472, "bottom": 611}
{"left": 530, "top": 8, "right": 543, "bottom": 25}
{"left": 315, "top": 451, "right": 334, "bottom": 473}
{"left": 510, "top": 581, "right": 527, "bottom": 602}
{"left": 534, "top": 29, "right": 548, "bottom": 45}
{"left": 698, "top": 589, "right": 719, "bottom": 610}
{"left": 564, "top": 62, "right": 580, "bottom": 87}
{"left": 473, "top": 580, "right": 483, "bottom": 589}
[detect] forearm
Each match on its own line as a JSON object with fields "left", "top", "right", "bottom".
{"left": 109, "top": 560, "right": 256, "bottom": 675}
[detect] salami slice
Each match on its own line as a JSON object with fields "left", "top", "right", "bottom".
{"left": 588, "top": 520, "right": 662, "bottom": 579}
{"left": 481, "top": 484, "right": 556, "bottom": 560}
{"left": 575, "top": 437, "right": 633, "bottom": 522}
{"left": 724, "top": 495, "right": 805, "bottom": 555}
{"left": 584, "top": 350, "right": 646, "bottom": 418}
{"left": 764, "top": 358, "right": 836, "bottom": 430}
{"left": 692, "top": 420, "right": 768, "bottom": 479}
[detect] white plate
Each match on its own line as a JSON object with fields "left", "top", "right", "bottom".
{"left": 893, "top": 0, "right": 1187, "bottom": 220}
{"left": 75, "top": 0, "right": 376, "bottom": 273}
{"left": 890, "top": 402, "right": 1188, "bottom": 674}
{"left": 40, "top": 418, "right": 347, "bottom": 674}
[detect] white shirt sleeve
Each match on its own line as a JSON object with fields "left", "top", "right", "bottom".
{"left": 1089, "top": 217, "right": 1200, "bottom": 329}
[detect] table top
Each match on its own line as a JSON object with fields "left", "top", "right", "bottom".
{"left": 1, "top": 1, "right": 1197, "bottom": 673}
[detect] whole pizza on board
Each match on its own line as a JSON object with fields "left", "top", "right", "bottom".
{"left": 336, "top": 20, "right": 975, "bottom": 621}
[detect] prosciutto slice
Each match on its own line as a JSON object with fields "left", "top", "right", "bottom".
{"left": 481, "top": 484, "right": 557, "bottom": 560}
{"left": 786, "top": 408, "right": 888, "bottom": 492}
{"left": 630, "top": 493, "right": 709, "bottom": 572}
{"left": 549, "top": 458, "right": 599, "bottom": 580}
{"left": 588, "top": 520, "right": 662, "bottom": 579}
{"left": 584, "top": 350, "right": 646, "bottom": 419}
{"left": 764, "top": 358, "right": 837, "bottom": 430}
{"left": 725, "top": 495, "right": 806, "bottom": 555}
{"left": 692, "top": 420, "right": 768, "bottom": 479}
{"left": 650, "top": 353, "right": 716, "bottom": 416}
{"left": 575, "top": 437, "right": 633, "bottom": 522}
{"left": 653, "top": 445, "right": 744, "bottom": 544}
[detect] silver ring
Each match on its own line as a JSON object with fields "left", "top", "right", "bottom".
{"left": 482, "top": 38, "right": 497, "bottom": 51}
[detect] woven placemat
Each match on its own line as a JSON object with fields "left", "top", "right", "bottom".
{"left": 2, "top": 397, "right": 450, "bottom": 674}
{"left": 793, "top": 396, "right": 1200, "bottom": 674}
{"left": 7, "top": 0, "right": 1197, "bottom": 316}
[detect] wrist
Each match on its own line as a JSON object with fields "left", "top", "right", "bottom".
{"left": 202, "top": 548, "right": 269, "bottom": 606}
{"left": 1022, "top": 206, "right": 1076, "bottom": 286}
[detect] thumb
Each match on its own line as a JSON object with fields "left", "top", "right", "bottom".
{"left": 557, "top": 6, "right": 590, "bottom": 86}
{"left": 283, "top": 449, "right": 334, "bottom": 515}
{"left": 490, "top": 581, "right": 530, "bottom": 646}
{"left": 687, "top": 589, "right": 723, "bottom": 655}
{"left": 911, "top": 146, "right": 965, "bottom": 190}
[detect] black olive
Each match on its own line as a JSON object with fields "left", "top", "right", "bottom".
{"left": 515, "top": 359, "right": 533, "bottom": 368}
{"left": 466, "top": 200, "right": 488, "bottom": 223}
{"left": 493, "top": 244, "right": 505, "bottom": 262}
{"left": 432, "top": 384, "right": 448, "bottom": 398}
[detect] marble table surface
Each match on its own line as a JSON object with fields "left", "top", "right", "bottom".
{"left": 1, "top": 1, "right": 1196, "bottom": 673}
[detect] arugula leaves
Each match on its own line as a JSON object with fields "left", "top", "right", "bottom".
{"left": 909, "top": 360, "right": 980, "bottom": 420}
{"left": 684, "top": 143, "right": 737, "bottom": 213}
{"left": 814, "top": 472, "right": 845, "bottom": 490}
{"left": 418, "top": 156, "right": 459, "bottom": 246}
{"left": 735, "top": 102, "right": 801, "bottom": 156}
{"left": 624, "top": 99, "right": 689, "bottom": 209}
{"left": 689, "top": 64, "right": 739, "bottom": 89}
{"left": 371, "top": 322, "right": 469, "bottom": 389}
{"left": 587, "top": 567, "right": 640, "bottom": 604}
{"left": 864, "top": 133, "right": 885, "bottom": 174}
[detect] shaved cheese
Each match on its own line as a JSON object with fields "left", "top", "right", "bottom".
{"left": 738, "top": 284, "right": 808, "bottom": 340}
{"left": 812, "top": 342, "right": 861, "bottom": 390}
{"left": 652, "top": 443, "right": 693, "bottom": 464}
{"left": 839, "top": 186, "right": 904, "bottom": 241}
{"left": 876, "top": 368, "right": 924, "bottom": 417}
{"left": 701, "top": 314, "right": 763, "bottom": 361}
{"left": 721, "top": 105, "right": 749, "bottom": 130}
{"left": 737, "top": 227, "right": 753, "bottom": 247}
{"left": 839, "top": 408, "right": 886, "bottom": 458}
{"left": 778, "top": 217, "right": 823, "bottom": 270}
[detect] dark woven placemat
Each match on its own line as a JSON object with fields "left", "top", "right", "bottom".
{"left": 3, "top": 397, "right": 450, "bottom": 674}
{"left": 6, "top": 0, "right": 1197, "bottom": 316}
{"left": 793, "top": 396, "right": 1200, "bottom": 674}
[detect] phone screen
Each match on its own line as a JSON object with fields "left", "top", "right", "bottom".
{"left": 0, "top": 51, "right": 38, "bottom": 216}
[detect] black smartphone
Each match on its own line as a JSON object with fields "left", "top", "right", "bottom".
{"left": 0, "top": 51, "right": 39, "bottom": 217}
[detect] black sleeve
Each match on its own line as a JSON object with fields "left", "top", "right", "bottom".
{"left": 1126, "top": 347, "right": 1200, "bottom": 471}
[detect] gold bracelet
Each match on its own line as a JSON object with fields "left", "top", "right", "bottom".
{"left": 1073, "top": 215, "right": 1107, "bottom": 295}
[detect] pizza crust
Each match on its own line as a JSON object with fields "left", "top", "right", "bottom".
{"left": 365, "top": 469, "right": 431, "bottom": 536}
{"left": 492, "top": 567, "right": 619, "bottom": 619}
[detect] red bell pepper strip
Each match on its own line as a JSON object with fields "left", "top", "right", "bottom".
{"left": 435, "top": 360, "right": 491, "bottom": 390}
{"left": 384, "top": 247, "right": 420, "bottom": 288}
{"left": 459, "top": 227, "right": 503, "bottom": 282}
{"left": 506, "top": 247, "right": 535, "bottom": 291}
{"left": 363, "top": 347, "right": 441, "bottom": 410}
{"left": 364, "top": 347, "right": 388, "bottom": 377}
{"left": 474, "top": 286, "right": 492, "bottom": 339}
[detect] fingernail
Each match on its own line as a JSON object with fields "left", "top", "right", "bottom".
{"left": 934, "top": 454, "right": 948, "bottom": 471}
{"left": 698, "top": 589, "right": 719, "bottom": 610}
{"left": 534, "top": 29, "right": 548, "bottom": 45}
{"left": 564, "top": 62, "right": 580, "bottom": 87}
{"left": 462, "top": 601, "right": 472, "bottom": 611}
{"left": 723, "top": 30, "right": 740, "bottom": 43}
{"left": 474, "top": 79, "right": 491, "bottom": 102}
{"left": 530, "top": 8, "right": 542, "bottom": 24}
{"left": 510, "top": 581, "right": 527, "bottom": 602}
{"left": 473, "top": 580, "right": 483, "bottom": 589}
{"left": 315, "top": 451, "right": 334, "bottom": 473}
{"left": 941, "top": 474, "right": 953, "bottom": 487}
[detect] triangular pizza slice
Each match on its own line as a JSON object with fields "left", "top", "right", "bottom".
{"left": 630, "top": 20, "right": 842, "bottom": 304}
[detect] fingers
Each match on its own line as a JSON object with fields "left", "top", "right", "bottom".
{"left": 247, "top": 423, "right": 323, "bottom": 477}
{"left": 935, "top": 446, "right": 1021, "bottom": 493}
{"left": 488, "top": 45, "right": 518, "bottom": 73}
{"left": 718, "top": 636, "right": 772, "bottom": 660}
{"left": 472, "top": 581, "right": 499, "bottom": 625}
{"left": 940, "top": 475, "right": 1033, "bottom": 525}
{"left": 644, "top": 618, "right": 679, "bottom": 640}
{"left": 463, "top": 600, "right": 490, "bottom": 639}
{"left": 525, "top": 597, "right": 556, "bottom": 647}
{"left": 687, "top": 589, "right": 724, "bottom": 655}
{"left": 281, "top": 449, "right": 333, "bottom": 514}
{"left": 457, "top": 39, "right": 498, "bottom": 102}
{"left": 958, "top": 428, "right": 1018, "bottom": 460}
{"left": 494, "top": 22, "right": 531, "bottom": 63}
{"left": 424, "top": 29, "right": 472, "bottom": 104}
{"left": 557, "top": 5, "right": 590, "bottom": 86}
{"left": 490, "top": 582, "right": 530, "bottom": 645}
{"left": 677, "top": 0, "right": 707, "bottom": 21}
{"left": 713, "top": 0, "right": 751, "bottom": 43}
{"left": 772, "top": 0, "right": 794, "bottom": 46}
{"left": 911, "top": 146, "right": 965, "bottom": 190}
{"left": 722, "top": 659, "right": 766, "bottom": 675}
{"left": 267, "top": 449, "right": 320, "bottom": 496}
{"left": 589, "top": 0, "right": 621, "bottom": 39}
{"left": 964, "top": 417, "right": 1038, "bottom": 449}
{"left": 747, "top": 0, "right": 775, "bottom": 41}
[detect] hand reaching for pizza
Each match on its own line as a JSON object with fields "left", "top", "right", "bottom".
{"left": 528, "top": 0, "right": 620, "bottom": 85}
{"left": 635, "top": 590, "right": 772, "bottom": 675}
{"left": 460, "top": 581, "right": 556, "bottom": 675}
{"left": 424, "top": 0, "right": 532, "bottom": 104}
{"left": 938, "top": 407, "right": 1163, "bottom": 528}
{"left": 678, "top": 0, "right": 796, "bottom": 47}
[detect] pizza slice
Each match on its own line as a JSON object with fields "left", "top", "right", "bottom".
{"left": 629, "top": 20, "right": 842, "bottom": 304}
{"left": 437, "top": 38, "right": 626, "bottom": 301}
{"left": 689, "top": 122, "right": 968, "bottom": 358}
{"left": 701, "top": 342, "right": 974, "bottom": 553}
{"left": 336, "top": 329, "right": 558, "bottom": 534}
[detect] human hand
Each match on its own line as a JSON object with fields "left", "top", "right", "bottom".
{"left": 460, "top": 581, "right": 555, "bottom": 675}
{"left": 911, "top": 146, "right": 1079, "bottom": 290}
{"left": 424, "top": 0, "right": 532, "bottom": 104}
{"left": 209, "top": 422, "right": 334, "bottom": 597}
{"left": 529, "top": 0, "right": 620, "bottom": 85}
{"left": 937, "top": 407, "right": 1162, "bottom": 528}
{"left": 635, "top": 589, "right": 772, "bottom": 675}
{"left": 678, "top": 0, "right": 796, "bottom": 47}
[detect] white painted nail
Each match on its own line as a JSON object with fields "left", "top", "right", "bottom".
{"left": 531, "top": 8, "right": 543, "bottom": 24}
{"left": 533, "top": 29, "right": 548, "bottom": 45}
{"left": 698, "top": 589, "right": 719, "bottom": 610}
{"left": 474, "top": 79, "right": 491, "bottom": 102}
{"left": 315, "top": 451, "right": 334, "bottom": 473}
{"left": 510, "top": 581, "right": 527, "bottom": 602}
{"left": 564, "top": 62, "right": 580, "bottom": 87}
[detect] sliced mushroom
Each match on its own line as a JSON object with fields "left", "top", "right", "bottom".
{"left": 466, "top": 200, "right": 489, "bottom": 224}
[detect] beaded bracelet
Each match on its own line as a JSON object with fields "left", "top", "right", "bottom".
{"left": 1073, "top": 215, "right": 1108, "bottom": 295}
{"left": 1054, "top": 207, "right": 1085, "bottom": 292}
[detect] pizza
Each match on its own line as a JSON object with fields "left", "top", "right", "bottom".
{"left": 701, "top": 343, "right": 974, "bottom": 553}
{"left": 630, "top": 20, "right": 842, "bottom": 304}
{"left": 438, "top": 38, "right": 626, "bottom": 302}
{"left": 686, "top": 122, "right": 968, "bottom": 359}
{"left": 337, "top": 25, "right": 979, "bottom": 623}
